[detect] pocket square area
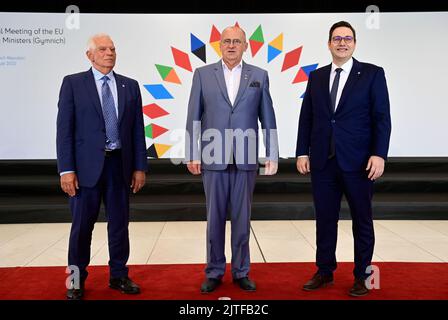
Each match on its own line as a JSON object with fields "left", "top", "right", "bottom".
{"left": 249, "top": 81, "right": 260, "bottom": 87}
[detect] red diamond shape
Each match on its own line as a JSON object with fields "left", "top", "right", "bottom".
{"left": 171, "top": 47, "right": 192, "bottom": 72}
{"left": 143, "top": 103, "right": 169, "bottom": 119}
{"left": 281, "top": 46, "right": 302, "bottom": 72}
{"left": 292, "top": 68, "right": 308, "bottom": 84}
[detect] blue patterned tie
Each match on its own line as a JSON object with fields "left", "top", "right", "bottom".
{"left": 101, "top": 76, "right": 120, "bottom": 150}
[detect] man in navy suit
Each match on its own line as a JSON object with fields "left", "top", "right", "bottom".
{"left": 296, "top": 21, "right": 391, "bottom": 297}
{"left": 186, "top": 26, "right": 278, "bottom": 293}
{"left": 57, "top": 34, "right": 147, "bottom": 300}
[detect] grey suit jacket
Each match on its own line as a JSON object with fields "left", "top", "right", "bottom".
{"left": 185, "top": 60, "right": 278, "bottom": 171}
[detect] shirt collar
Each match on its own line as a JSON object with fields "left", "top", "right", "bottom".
{"left": 92, "top": 67, "right": 115, "bottom": 82}
{"left": 222, "top": 60, "right": 243, "bottom": 72}
{"left": 331, "top": 57, "right": 353, "bottom": 74}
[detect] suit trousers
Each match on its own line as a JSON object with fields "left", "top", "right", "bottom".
{"left": 202, "top": 164, "right": 257, "bottom": 280}
{"left": 68, "top": 152, "right": 130, "bottom": 281}
{"left": 311, "top": 156, "right": 375, "bottom": 279}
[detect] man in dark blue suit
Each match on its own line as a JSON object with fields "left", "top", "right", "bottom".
{"left": 186, "top": 26, "right": 278, "bottom": 293}
{"left": 57, "top": 34, "right": 147, "bottom": 300}
{"left": 296, "top": 21, "right": 391, "bottom": 297}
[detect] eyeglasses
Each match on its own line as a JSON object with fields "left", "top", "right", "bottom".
{"left": 331, "top": 36, "right": 354, "bottom": 44}
{"left": 221, "top": 39, "right": 243, "bottom": 46}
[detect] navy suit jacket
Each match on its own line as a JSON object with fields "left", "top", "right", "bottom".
{"left": 56, "top": 68, "right": 148, "bottom": 188}
{"left": 296, "top": 58, "right": 391, "bottom": 171}
{"left": 186, "top": 61, "right": 278, "bottom": 171}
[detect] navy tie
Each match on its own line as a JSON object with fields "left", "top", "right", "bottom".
{"left": 101, "top": 76, "right": 120, "bottom": 150}
{"left": 329, "top": 68, "right": 342, "bottom": 158}
{"left": 330, "top": 68, "right": 343, "bottom": 113}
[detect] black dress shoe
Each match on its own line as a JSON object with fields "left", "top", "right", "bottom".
{"left": 109, "top": 277, "right": 140, "bottom": 294}
{"left": 200, "top": 278, "right": 222, "bottom": 293}
{"left": 302, "top": 273, "right": 334, "bottom": 291}
{"left": 349, "top": 278, "right": 369, "bottom": 297}
{"left": 66, "top": 281, "right": 85, "bottom": 300}
{"left": 233, "top": 277, "right": 256, "bottom": 291}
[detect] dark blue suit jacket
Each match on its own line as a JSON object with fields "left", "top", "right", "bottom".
{"left": 296, "top": 58, "right": 391, "bottom": 171}
{"left": 56, "top": 68, "right": 148, "bottom": 187}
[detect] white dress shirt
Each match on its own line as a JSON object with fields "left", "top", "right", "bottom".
{"left": 222, "top": 60, "right": 243, "bottom": 106}
{"left": 329, "top": 57, "right": 353, "bottom": 111}
{"left": 297, "top": 58, "right": 353, "bottom": 159}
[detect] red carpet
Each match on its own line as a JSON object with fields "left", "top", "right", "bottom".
{"left": 0, "top": 262, "right": 447, "bottom": 300}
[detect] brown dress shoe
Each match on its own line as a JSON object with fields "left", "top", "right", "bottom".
{"left": 349, "top": 278, "right": 369, "bottom": 297}
{"left": 302, "top": 273, "right": 334, "bottom": 291}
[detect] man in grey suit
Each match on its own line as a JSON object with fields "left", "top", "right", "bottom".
{"left": 185, "top": 26, "right": 278, "bottom": 293}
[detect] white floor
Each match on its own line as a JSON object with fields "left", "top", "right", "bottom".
{"left": 1, "top": 220, "right": 447, "bottom": 268}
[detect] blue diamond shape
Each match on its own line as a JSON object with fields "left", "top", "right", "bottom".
{"left": 143, "top": 84, "right": 174, "bottom": 99}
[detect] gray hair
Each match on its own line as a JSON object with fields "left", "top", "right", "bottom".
{"left": 86, "top": 33, "right": 112, "bottom": 52}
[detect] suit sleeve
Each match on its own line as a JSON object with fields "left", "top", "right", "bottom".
{"left": 56, "top": 76, "right": 76, "bottom": 174}
{"left": 295, "top": 72, "right": 313, "bottom": 157}
{"left": 185, "top": 69, "right": 203, "bottom": 162}
{"left": 371, "top": 67, "right": 392, "bottom": 160}
{"left": 132, "top": 80, "right": 148, "bottom": 172}
{"left": 259, "top": 70, "right": 279, "bottom": 162}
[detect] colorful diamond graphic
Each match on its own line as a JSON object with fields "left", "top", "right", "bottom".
{"left": 155, "top": 64, "right": 181, "bottom": 84}
{"left": 281, "top": 46, "right": 303, "bottom": 72}
{"left": 209, "top": 25, "right": 221, "bottom": 57}
{"left": 143, "top": 84, "right": 174, "bottom": 99}
{"left": 191, "top": 33, "right": 206, "bottom": 63}
{"left": 301, "top": 63, "right": 319, "bottom": 76}
{"left": 142, "top": 23, "right": 319, "bottom": 159}
{"left": 293, "top": 68, "right": 308, "bottom": 84}
{"left": 147, "top": 143, "right": 172, "bottom": 158}
{"left": 268, "top": 33, "right": 283, "bottom": 63}
{"left": 171, "top": 47, "right": 192, "bottom": 72}
{"left": 145, "top": 123, "right": 169, "bottom": 139}
{"left": 268, "top": 47, "right": 282, "bottom": 63}
{"left": 292, "top": 63, "right": 319, "bottom": 84}
{"left": 154, "top": 143, "right": 171, "bottom": 157}
{"left": 143, "top": 103, "right": 169, "bottom": 119}
{"left": 146, "top": 144, "right": 158, "bottom": 158}
{"left": 249, "top": 25, "right": 264, "bottom": 57}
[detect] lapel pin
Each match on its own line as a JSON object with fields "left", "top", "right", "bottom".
{"left": 244, "top": 74, "right": 248, "bottom": 80}
{"left": 357, "top": 72, "right": 361, "bottom": 75}
{"left": 122, "top": 84, "right": 125, "bottom": 87}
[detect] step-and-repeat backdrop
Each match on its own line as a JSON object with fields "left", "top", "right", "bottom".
{"left": 1, "top": 12, "right": 447, "bottom": 159}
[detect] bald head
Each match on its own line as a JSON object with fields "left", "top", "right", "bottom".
{"left": 220, "top": 26, "right": 248, "bottom": 70}
{"left": 221, "top": 26, "right": 246, "bottom": 42}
